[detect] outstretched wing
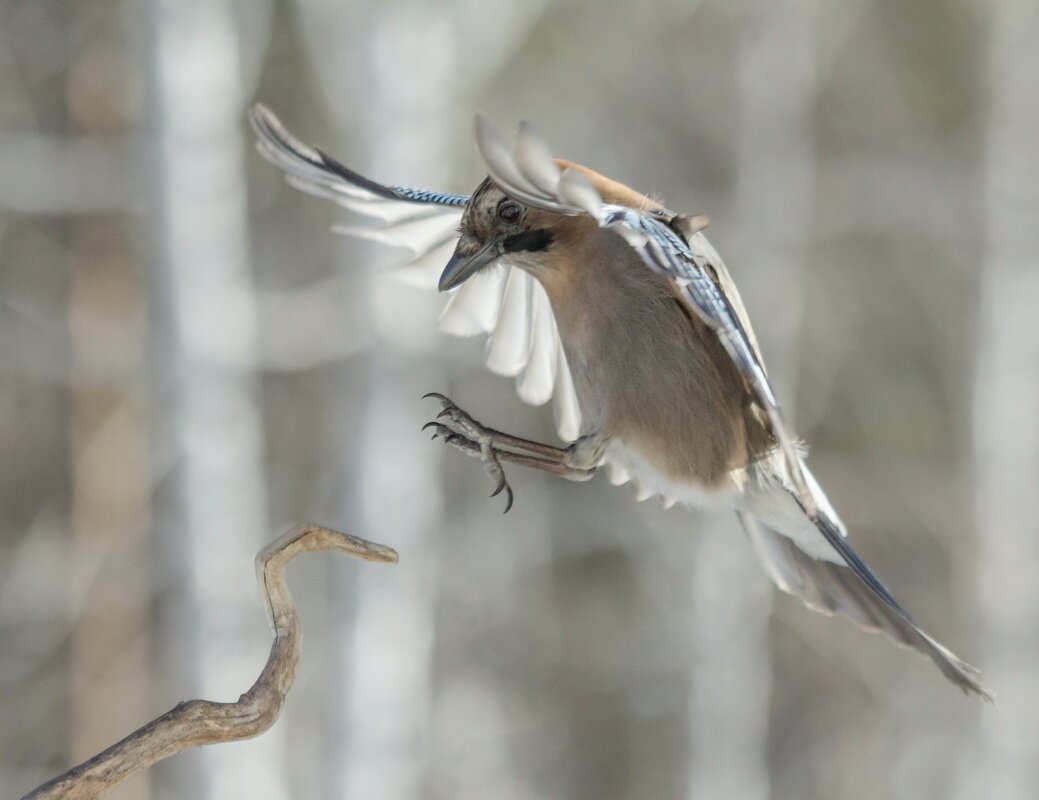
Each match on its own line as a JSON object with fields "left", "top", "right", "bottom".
{"left": 248, "top": 105, "right": 581, "bottom": 441}
{"left": 472, "top": 115, "right": 990, "bottom": 698}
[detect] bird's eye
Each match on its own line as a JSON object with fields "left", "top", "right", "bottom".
{"left": 498, "top": 202, "right": 522, "bottom": 224}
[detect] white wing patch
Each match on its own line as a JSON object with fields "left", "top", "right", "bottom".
{"left": 486, "top": 269, "right": 532, "bottom": 374}
{"left": 333, "top": 213, "right": 461, "bottom": 256}
{"left": 438, "top": 268, "right": 505, "bottom": 337}
{"left": 249, "top": 104, "right": 582, "bottom": 443}
{"left": 436, "top": 265, "right": 581, "bottom": 441}
{"left": 519, "top": 283, "right": 558, "bottom": 405}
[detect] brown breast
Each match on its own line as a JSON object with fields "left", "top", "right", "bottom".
{"left": 540, "top": 224, "right": 767, "bottom": 487}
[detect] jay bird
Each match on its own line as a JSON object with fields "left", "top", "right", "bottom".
{"left": 250, "top": 105, "right": 989, "bottom": 699}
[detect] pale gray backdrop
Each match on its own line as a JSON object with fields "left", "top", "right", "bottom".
{"left": 3, "top": 1, "right": 1037, "bottom": 798}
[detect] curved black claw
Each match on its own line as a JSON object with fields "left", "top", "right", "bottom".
{"left": 422, "top": 420, "right": 448, "bottom": 440}
{"left": 481, "top": 447, "right": 515, "bottom": 513}
{"left": 423, "top": 422, "right": 475, "bottom": 452}
{"left": 492, "top": 482, "right": 514, "bottom": 514}
{"left": 423, "top": 392, "right": 490, "bottom": 441}
{"left": 423, "top": 392, "right": 516, "bottom": 512}
{"left": 488, "top": 467, "right": 515, "bottom": 513}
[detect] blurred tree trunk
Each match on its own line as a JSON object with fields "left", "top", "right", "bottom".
{"left": 687, "top": 4, "right": 818, "bottom": 799}
{"left": 291, "top": 4, "right": 449, "bottom": 797}
{"left": 68, "top": 12, "right": 153, "bottom": 782}
{"left": 148, "top": 2, "right": 278, "bottom": 798}
{"left": 291, "top": 2, "right": 558, "bottom": 796}
{"left": 971, "top": 1, "right": 1039, "bottom": 797}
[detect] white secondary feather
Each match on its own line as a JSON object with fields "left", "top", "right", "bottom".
{"left": 438, "top": 269, "right": 506, "bottom": 337}
{"left": 283, "top": 173, "right": 429, "bottom": 214}
{"left": 283, "top": 175, "right": 388, "bottom": 210}
{"left": 485, "top": 269, "right": 532, "bottom": 376}
{"left": 333, "top": 214, "right": 461, "bottom": 257}
{"left": 324, "top": 193, "right": 443, "bottom": 224}
{"left": 386, "top": 241, "right": 457, "bottom": 289}
{"left": 606, "top": 461, "right": 631, "bottom": 486}
{"left": 518, "top": 283, "right": 559, "bottom": 406}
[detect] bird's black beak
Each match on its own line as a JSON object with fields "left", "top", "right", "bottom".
{"left": 438, "top": 237, "right": 504, "bottom": 292}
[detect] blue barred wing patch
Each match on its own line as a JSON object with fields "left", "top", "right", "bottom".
{"left": 389, "top": 186, "right": 469, "bottom": 207}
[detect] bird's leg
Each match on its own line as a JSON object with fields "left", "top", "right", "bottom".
{"left": 422, "top": 392, "right": 601, "bottom": 512}
{"left": 424, "top": 393, "right": 599, "bottom": 475}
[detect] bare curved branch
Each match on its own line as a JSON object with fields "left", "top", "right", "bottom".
{"left": 22, "top": 523, "right": 398, "bottom": 800}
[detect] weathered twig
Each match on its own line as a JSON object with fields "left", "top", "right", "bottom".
{"left": 22, "top": 523, "right": 398, "bottom": 800}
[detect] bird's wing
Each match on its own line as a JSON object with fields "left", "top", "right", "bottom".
{"left": 474, "top": 116, "right": 990, "bottom": 698}
{"left": 249, "top": 105, "right": 582, "bottom": 441}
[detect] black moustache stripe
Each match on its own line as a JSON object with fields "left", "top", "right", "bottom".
{"left": 502, "top": 229, "right": 553, "bottom": 253}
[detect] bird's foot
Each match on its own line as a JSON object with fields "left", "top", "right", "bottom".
{"left": 424, "top": 392, "right": 499, "bottom": 445}
{"left": 423, "top": 393, "right": 514, "bottom": 512}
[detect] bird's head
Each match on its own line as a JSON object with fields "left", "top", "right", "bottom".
{"left": 439, "top": 159, "right": 669, "bottom": 293}
{"left": 438, "top": 177, "right": 561, "bottom": 291}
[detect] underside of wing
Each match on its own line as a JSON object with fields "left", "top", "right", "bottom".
{"left": 249, "top": 105, "right": 581, "bottom": 441}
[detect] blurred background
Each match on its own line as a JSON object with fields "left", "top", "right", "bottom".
{"left": 3, "top": 1, "right": 1038, "bottom": 798}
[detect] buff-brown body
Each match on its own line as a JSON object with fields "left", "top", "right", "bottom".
{"left": 541, "top": 218, "right": 770, "bottom": 486}
{"left": 465, "top": 165, "right": 771, "bottom": 489}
